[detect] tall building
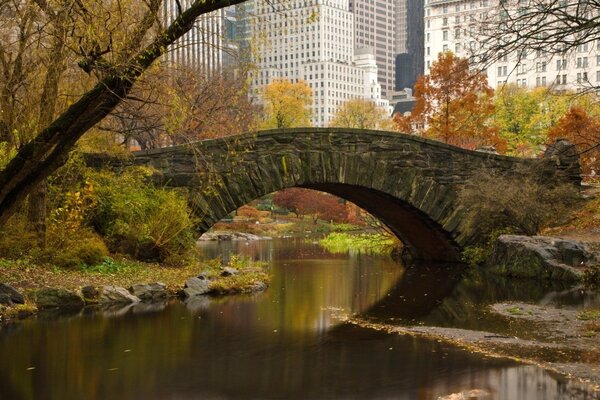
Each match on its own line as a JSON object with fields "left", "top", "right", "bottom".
{"left": 349, "top": 0, "right": 397, "bottom": 100}
{"left": 247, "top": 0, "right": 390, "bottom": 127}
{"left": 161, "top": 1, "right": 239, "bottom": 72}
{"left": 394, "top": 0, "right": 424, "bottom": 91}
{"left": 424, "top": 0, "right": 599, "bottom": 91}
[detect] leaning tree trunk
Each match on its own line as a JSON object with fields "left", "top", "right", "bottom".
{"left": 0, "top": 0, "right": 247, "bottom": 228}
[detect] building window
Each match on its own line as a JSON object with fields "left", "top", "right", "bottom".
{"left": 443, "top": 30, "right": 448, "bottom": 40}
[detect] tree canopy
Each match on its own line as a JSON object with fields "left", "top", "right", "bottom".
{"left": 0, "top": 0, "right": 249, "bottom": 227}
{"left": 261, "top": 79, "right": 313, "bottom": 129}
{"left": 330, "top": 99, "right": 393, "bottom": 130}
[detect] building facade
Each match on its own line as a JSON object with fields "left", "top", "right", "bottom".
{"left": 424, "top": 0, "right": 599, "bottom": 91}
{"left": 161, "top": 1, "right": 239, "bottom": 72}
{"left": 247, "top": 0, "right": 390, "bottom": 127}
{"left": 394, "top": 0, "right": 424, "bottom": 91}
{"left": 349, "top": 0, "right": 397, "bottom": 100}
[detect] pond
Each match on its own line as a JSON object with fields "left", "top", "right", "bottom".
{"left": 0, "top": 238, "right": 587, "bottom": 399}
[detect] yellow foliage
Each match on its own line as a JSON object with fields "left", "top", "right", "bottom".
{"left": 261, "top": 79, "right": 313, "bottom": 129}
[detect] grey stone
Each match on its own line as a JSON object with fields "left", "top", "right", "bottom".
{"left": 0, "top": 294, "right": 13, "bottom": 306}
{"left": 220, "top": 267, "right": 239, "bottom": 277}
{"left": 129, "top": 282, "right": 167, "bottom": 302}
{"left": 183, "top": 277, "right": 212, "bottom": 298}
{"left": 35, "top": 288, "right": 85, "bottom": 309}
{"left": 81, "top": 286, "right": 100, "bottom": 301}
{"left": 100, "top": 286, "right": 140, "bottom": 304}
{"left": 249, "top": 281, "right": 268, "bottom": 292}
{"left": 486, "top": 235, "right": 598, "bottom": 282}
{"left": 0, "top": 283, "right": 24, "bottom": 304}
{"left": 197, "top": 270, "right": 213, "bottom": 280}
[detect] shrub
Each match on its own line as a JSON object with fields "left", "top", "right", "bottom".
{"left": 583, "top": 265, "right": 600, "bottom": 289}
{"left": 87, "top": 167, "right": 196, "bottom": 263}
{"left": 52, "top": 235, "right": 109, "bottom": 268}
{"left": 459, "top": 162, "right": 580, "bottom": 243}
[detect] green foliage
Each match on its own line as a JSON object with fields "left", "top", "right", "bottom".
{"left": 319, "top": 232, "right": 398, "bottom": 254}
{"left": 459, "top": 163, "right": 580, "bottom": 241}
{"left": 461, "top": 227, "right": 515, "bottom": 266}
{"left": 577, "top": 309, "right": 600, "bottom": 321}
{"left": 0, "top": 215, "right": 40, "bottom": 259}
{"left": 87, "top": 167, "right": 196, "bottom": 263}
{"left": 52, "top": 236, "right": 109, "bottom": 269}
{"left": 583, "top": 264, "right": 600, "bottom": 289}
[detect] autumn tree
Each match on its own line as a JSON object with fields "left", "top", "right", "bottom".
{"left": 330, "top": 99, "right": 393, "bottom": 130}
{"left": 493, "top": 86, "right": 570, "bottom": 156}
{"left": 398, "top": 52, "right": 500, "bottom": 150}
{"left": 101, "top": 64, "right": 258, "bottom": 150}
{"left": 548, "top": 106, "right": 600, "bottom": 177}
{"left": 261, "top": 79, "right": 312, "bottom": 129}
{"left": 273, "top": 188, "right": 348, "bottom": 223}
{"left": 0, "top": 0, "right": 252, "bottom": 229}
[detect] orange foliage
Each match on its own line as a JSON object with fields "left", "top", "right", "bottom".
{"left": 547, "top": 106, "right": 600, "bottom": 176}
{"left": 273, "top": 188, "right": 348, "bottom": 222}
{"left": 236, "top": 205, "right": 262, "bottom": 220}
{"left": 398, "top": 52, "right": 502, "bottom": 151}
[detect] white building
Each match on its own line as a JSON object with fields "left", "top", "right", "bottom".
{"left": 247, "top": 0, "right": 390, "bottom": 127}
{"left": 424, "top": 0, "right": 599, "bottom": 91}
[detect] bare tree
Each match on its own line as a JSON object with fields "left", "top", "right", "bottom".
{"left": 477, "top": 0, "right": 600, "bottom": 83}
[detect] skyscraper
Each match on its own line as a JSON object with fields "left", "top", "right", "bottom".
{"left": 247, "top": 0, "right": 390, "bottom": 127}
{"left": 394, "top": 0, "right": 424, "bottom": 91}
{"left": 349, "top": 0, "right": 397, "bottom": 100}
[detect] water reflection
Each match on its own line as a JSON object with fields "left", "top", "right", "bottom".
{"left": 0, "top": 239, "right": 583, "bottom": 399}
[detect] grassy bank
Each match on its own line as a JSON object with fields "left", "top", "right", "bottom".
{"left": 0, "top": 255, "right": 270, "bottom": 322}
{"left": 318, "top": 232, "right": 400, "bottom": 255}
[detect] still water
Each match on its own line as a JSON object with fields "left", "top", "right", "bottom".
{"left": 0, "top": 239, "right": 586, "bottom": 399}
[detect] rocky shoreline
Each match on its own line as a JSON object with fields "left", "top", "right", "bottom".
{"left": 0, "top": 264, "right": 270, "bottom": 324}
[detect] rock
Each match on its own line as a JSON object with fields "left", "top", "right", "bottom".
{"left": 487, "top": 235, "right": 599, "bottom": 282}
{"left": 197, "top": 270, "right": 214, "bottom": 280}
{"left": 0, "top": 294, "right": 13, "bottom": 306}
{"left": 35, "top": 288, "right": 85, "bottom": 309}
{"left": 0, "top": 283, "right": 24, "bottom": 304}
{"left": 100, "top": 286, "right": 140, "bottom": 304}
{"left": 183, "top": 277, "right": 212, "bottom": 297}
{"left": 249, "top": 281, "right": 268, "bottom": 292}
{"left": 129, "top": 282, "right": 167, "bottom": 302}
{"left": 198, "top": 231, "right": 272, "bottom": 241}
{"left": 81, "top": 286, "right": 100, "bottom": 302}
{"left": 220, "top": 267, "right": 239, "bottom": 277}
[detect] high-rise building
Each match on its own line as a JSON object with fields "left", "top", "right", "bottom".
{"left": 394, "top": 0, "right": 424, "bottom": 91}
{"left": 349, "top": 0, "right": 397, "bottom": 100}
{"left": 424, "top": 0, "right": 598, "bottom": 91}
{"left": 161, "top": 1, "right": 239, "bottom": 72}
{"left": 247, "top": 0, "right": 390, "bottom": 127}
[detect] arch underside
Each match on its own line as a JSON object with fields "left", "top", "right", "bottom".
{"left": 301, "top": 183, "right": 462, "bottom": 263}
{"left": 195, "top": 181, "right": 462, "bottom": 263}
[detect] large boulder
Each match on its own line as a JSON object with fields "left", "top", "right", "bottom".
{"left": 100, "top": 286, "right": 140, "bottom": 304}
{"left": 487, "top": 235, "right": 599, "bottom": 282}
{"left": 0, "top": 283, "right": 24, "bottom": 305}
{"left": 220, "top": 267, "right": 239, "bottom": 277}
{"left": 129, "top": 282, "right": 167, "bottom": 302}
{"left": 35, "top": 288, "right": 85, "bottom": 309}
{"left": 183, "top": 277, "right": 212, "bottom": 298}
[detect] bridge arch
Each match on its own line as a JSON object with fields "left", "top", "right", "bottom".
{"left": 131, "top": 128, "right": 577, "bottom": 263}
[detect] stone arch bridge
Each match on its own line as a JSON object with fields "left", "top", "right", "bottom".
{"left": 96, "top": 128, "right": 580, "bottom": 263}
